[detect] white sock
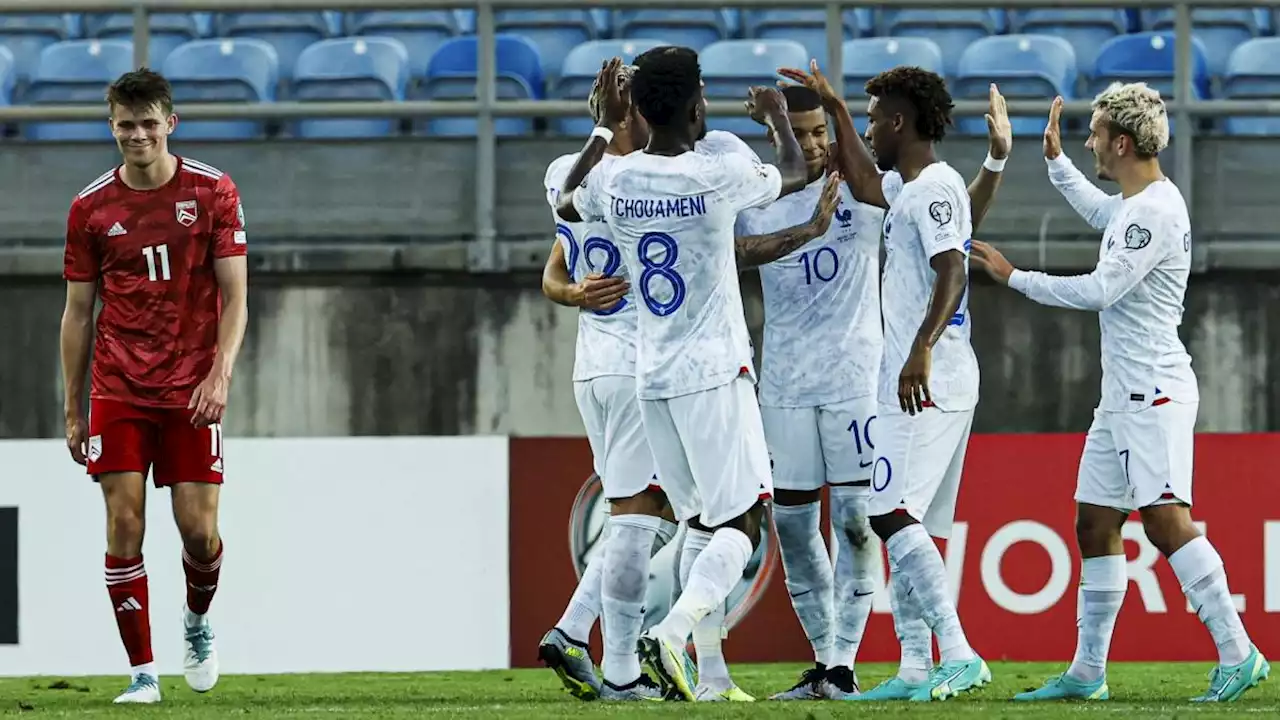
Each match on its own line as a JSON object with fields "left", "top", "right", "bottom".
{"left": 678, "top": 529, "right": 731, "bottom": 687}
{"left": 653, "top": 519, "right": 678, "bottom": 556}
{"left": 601, "top": 514, "right": 661, "bottom": 685}
{"left": 556, "top": 518, "right": 608, "bottom": 643}
{"left": 888, "top": 556, "right": 933, "bottom": 683}
{"left": 830, "top": 486, "right": 875, "bottom": 670}
{"left": 658, "top": 527, "right": 752, "bottom": 683}
{"left": 1066, "top": 555, "right": 1126, "bottom": 683}
{"left": 887, "top": 524, "right": 974, "bottom": 664}
{"left": 1169, "top": 536, "right": 1252, "bottom": 667}
{"left": 131, "top": 662, "right": 158, "bottom": 681}
{"left": 772, "top": 502, "right": 834, "bottom": 665}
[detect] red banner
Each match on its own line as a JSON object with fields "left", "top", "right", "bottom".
{"left": 508, "top": 434, "right": 1280, "bottom": 666}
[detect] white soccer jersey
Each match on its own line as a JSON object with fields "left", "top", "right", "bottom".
{"left": 545, "top": 152, "right": 637, "bottom": 381}
{"left": 879, "top": 162, "right": 979, "bottom": 412}
{"left": 695, "top": 130, "right": 760, "bottom": 161}
{"left": 1009, "top": 154, "right": 1197, "bottom": 412}
{"left": 573, "top": 149, "right": 783, "bottom": 400}
{"left": 736, "top": 177, "right": 884, "bottom": 407}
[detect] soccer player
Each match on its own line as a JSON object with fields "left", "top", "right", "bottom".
{"left": 555, "top": 48, "right": 808, "bottom": 702}
{"left": 779, "top": 61, "right": 989, "bottom": 702}
{"left": 744, "top": 78, "right": 1012, "bottom": 701}
{"left": 59, "top": 69, "right": 248, "bottom": 704}
{"left": 971, "top": 85, "right": 1269, "bottom": 703}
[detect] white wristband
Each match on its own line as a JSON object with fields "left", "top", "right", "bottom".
{"left": 983, "top": 153, "right": 1007, "bottom": 173}
{"left": 590, "top": 126, "right": 614, "bottom": 144}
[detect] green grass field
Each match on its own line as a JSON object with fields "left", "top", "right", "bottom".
{"left": 2, "top": 663, "right": 1276, "bottom": 718}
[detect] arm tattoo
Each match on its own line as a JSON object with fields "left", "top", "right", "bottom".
{"left": 735, "top": 222, "right": 820, "bottom": 270}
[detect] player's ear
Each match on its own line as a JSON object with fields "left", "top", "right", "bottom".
{"left": 166, "top": 113, "right": 177, "bottom": 136}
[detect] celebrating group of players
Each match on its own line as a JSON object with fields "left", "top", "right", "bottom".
{"left": 534, "top": 47, "right": 1270, "bottom": 704}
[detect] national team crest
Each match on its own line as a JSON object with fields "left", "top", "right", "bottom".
{"left": 175, "top": 200, "right": 198, "bottom": 227}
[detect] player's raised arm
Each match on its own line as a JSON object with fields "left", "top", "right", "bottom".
{"left": 60, "top": 198, "right": 99, "bottom": 465}
{"left": 780, "top": 60, "right": 886, "bottom": 209}
{"left": 1044, "top": 95, "right": 1122, "bottom": 230}
{"left": 734, "top": 171, "right": 841, "bottom": 270}
{"left": 190, "top": 176, "right": 249, "bottom": 428}
{"left": 556, "top": 58, "right": 630, "bottom": 222}
{"left": 745, "top": 86, "right": 808, "bottom": 197}
{"left": 966, "top": 83, "right": 1011, "bottom": 231}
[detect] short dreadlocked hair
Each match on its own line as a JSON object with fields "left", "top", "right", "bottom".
{"left": 865, "top": 66, "right": 953, "bottom": 141}
{"left": 106, "top": 67, "right": 174, "bottom": 115}
{"left": 631, "top": 46, "right": 701, "bottom": 127}
{"left": 781, "top": 85, "right": 822, "bottom": 113}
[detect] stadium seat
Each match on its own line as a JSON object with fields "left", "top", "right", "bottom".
{"left": 215, "top": 12, "right": 331, "bottom": 83}
{"left": 1008, "top": 10, "right": 1127, "bottom": 78}
{"left": 495, "top": 11, "right": 597, "bottom": 85}
{"left": 0, "top": 46, "right": 17, "bottom": 108}
{"left": 741, "top": 10, "right": 865, "bottom": 65}
{"left": 82, "top": 13, "right": 200, "bottom": 68}
{"left": 1091, "top": 32, "right": 1210, "bottom": 99}
{"left": 614, "top": 10, "right": 729, "bottom": 51}
{"left": 0, "top": 14, "right": 71, "bottom": 85}
{"left": 954, "top": 35, "right": 1077, "bottom": 136}
{"left": 416, "top": 34, "right": 544, "bottom": 137}
{"left": 23, "top": 39, "right": 133, "bottom": 141}
{"left": 163, "top": 39, "right": 279, "bottom": 140}
{"left": 554, "top": 38, "right": 667, "bottom": 135}
{"left": 701, "top": 39, "right": 808, "bottom": 135}
{"left": 1144, "top": 9, "right": 1267, "bottom": 78}
{"left": 1221, "top": 38, "right": 1280, "bottom": 135}
{"left": 882, "top": 10, "right": 1000, "bottom": 77}
{"left": 292, "top": 37, "right": 410, "bottom": 139}
{"left": 345, "top": 11, "right": 459, "bottom": 79}
{"left": 842, "top": 37, "right": 944, "bottom": 132}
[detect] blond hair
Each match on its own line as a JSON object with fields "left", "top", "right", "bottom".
{"left": 1092, "top": 81, "right": 1169, "bottom": 158}
{"left": 588, "top": 64, "right": 636, "bottom": 124}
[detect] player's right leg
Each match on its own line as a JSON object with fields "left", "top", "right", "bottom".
{"left": 859, "top": 406, "right": 989, "bottom": 703}
{"left": 760, "top": 405, "right": 834, "bottom": 701}
{"left": 639, "top": 376, "right": 770, "bottom": 702}
{"left": 87, "top": 399, "right": 161, "bottom": 704}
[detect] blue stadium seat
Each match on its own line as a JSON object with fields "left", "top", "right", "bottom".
{"left": 1144, "top": 9, "right": 1267, "bottom": 78}
{"left": 345, "top": 11, "right": 459, "bottom": 79}
{"left": 1091, "top": 32, "right": 1210, "bottom": 99}
{"left": 495, "top": 11, "right": 597, "bottom": 85}
{"left": 83, "top": 13, "right": 199, "bottom": 68}
{"left": 554, "top": 38, "right": 667, "bottom": 135}
{"left": 741, "top": 10, "right": 865, "bottom": 65}
{"left": 292, "top": 37, "right": 409, "bottom": 139}
{"left": 701, "top": 39, "right": 808, "bottom": 135}
{"left": 163, "top": 39, "right": 279, "bottom": 140}
{"left": 1009, "top": 10, "right": 1127, "bottom": 77}
{"left": 416, "top": 34, "right": 544, "bottom": 136}
{"left": 1222, "top": 38, "right": 1280, "bottom": 135}
{"left": 954, "top": 35, "right": 1077, "bottom": 136}
{"left": 0, "top": 14, "right": 71, "bottom": 85}
{"left": 882, "top": 10, "right": 1000, "bottom": 77}
{"left": 614, "top": 11, "right": 729, "bottom": 51}
{"left": 215, "top": 13, "right": 330, "bottom": 83}
{"left": 842, "top": 37, "right": 944, "bottom": 131}
{"left": 23, "top": 40, "right": 133, "bottom": 141}
{"left": 0, "top": 46, "right": 17, "bottom": 108}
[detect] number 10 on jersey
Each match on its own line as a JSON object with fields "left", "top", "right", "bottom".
{"left": 143, "top": 244, "right": 171, "bottom": 281}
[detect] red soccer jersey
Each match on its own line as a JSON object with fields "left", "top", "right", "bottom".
{"left": 63, "top": 156, "right": 247, "bottom": 408}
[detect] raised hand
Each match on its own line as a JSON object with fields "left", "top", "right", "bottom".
{"left": 809, "top": 171, "right": 843, "bottom": 235}
{"left": 1043, "top": 96, "right": 1064, "bottom": 160}
{"left": 777, "top": 59, "right": 839, "bottom": 104}
{"left": 594, "top": 57, "right": 631, "bottom": 129}
{"left": 986, "top": 83, "right": 1012, "bottom": 160}
{"left": 745, "top": 85, "right": 788, "bottom": 126}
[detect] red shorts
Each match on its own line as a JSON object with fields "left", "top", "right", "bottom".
{"left": 86, "top": 398, "right": 225, "bottom": 487}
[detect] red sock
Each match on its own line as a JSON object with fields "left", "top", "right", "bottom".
{"left": 105, "top": 554, "right": 153, "bottom": 666}
{"left": 183, "top": 540, "right": 223, "bottom": 616}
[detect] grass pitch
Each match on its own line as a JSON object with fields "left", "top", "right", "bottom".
{"left": 1, "top": 662, "right": 1275, "bottom": 718}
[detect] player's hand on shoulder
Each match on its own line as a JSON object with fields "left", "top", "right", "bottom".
{"left": 969, "top": 239, "right": 1013, "bottom": 285}
{"left": 1043, "top": 96, "right": 1064, "bottom": 160}
{"left": 578, "top": 272, "right": 629, "bottom": 312}
{"left": 985, "top": 83, "right": 1012, "bottom": 161}
{"left": 64, "top": 412, "right": 88, "bottom": 465}
{"left": 777, "top": 59, "right": 839, "bottom": 104}
{"left": 745, "top": 86, "right": 787, "bottom": 126}
{"left": 189, "top": 372, "right": 230, "bottom": 428}
{"left": 810, "top": 171, "right": 843, "bottom": 234}
{"left": 899, "top": 343, "right": 932, "bottom": 416}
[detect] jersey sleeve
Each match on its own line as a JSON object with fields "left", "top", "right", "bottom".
{"left": 697, "top": 130, "right": 762, "bottom": 162}
{"left": 881, "top": 171, "right": 904, "bottom": 205}
{"left": 1046, "top": 154, "right": 1123, "bottom": 231}
{"left": 717, "top": 152, "right": 783, "bottom": 214}
{"left": 212, "top": 174, "right": 247, "bottom": 258}
{"left": 62, "top": 196, "right": 99, "bottom": 282}
{"left": 1009, "top": 201, "right": 1175, "bottom": 312}
{"left": 735, "top": 207, "right": 762, "bottom": 237}
{"left": 572, "top": 166, "right": 608, "bottom": 222}
{"left": 905, "top": 177, "right": 967, "bottom": 259}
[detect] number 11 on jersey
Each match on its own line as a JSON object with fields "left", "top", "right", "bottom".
{"left": 143, "top": 244, "right": 171, "bottom": 281}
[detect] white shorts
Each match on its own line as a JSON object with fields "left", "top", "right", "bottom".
{"left": 639, "top": 375, "right": 773, "bottom": 528}
{"left": 761, "top": 396, "right": 877, "bottom": 491}
{"left": 1076, "top": 401, "right": 1197, "bottom": 511}
{"left": 866, "top": 405, "right": 974, "bottom": 539}
{"left": 574, "top": 376, "right": 659, "bottom": 500}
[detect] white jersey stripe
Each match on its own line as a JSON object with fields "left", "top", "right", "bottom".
{"left": 182, "top": 158, "right": 223, "bottom": 177}
{"left": 77, "top": 169, "right": 117, "bottom": 199}
{"left": 182, "top": 164, "right": 222, "bottom": 181}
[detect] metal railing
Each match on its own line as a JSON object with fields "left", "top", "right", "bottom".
{"left": 4, "top": 0, "right": 1276, "bottom": 269}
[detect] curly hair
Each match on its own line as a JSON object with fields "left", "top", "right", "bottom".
{"left": 106, "top": 68, "right": 174, "bottom": 115}
{"left": 864, "top": 66, "right": 953, "bottom": 141}
{"left": 631, "top": 46, "right": 701, "bottom": 128}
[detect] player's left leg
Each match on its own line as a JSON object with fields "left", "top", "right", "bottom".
{"left": 155, "top": 416, "right": 225, "bottom": 693}
{"left": 1122, "top": 402, "right": 1268, "bottom": 702}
